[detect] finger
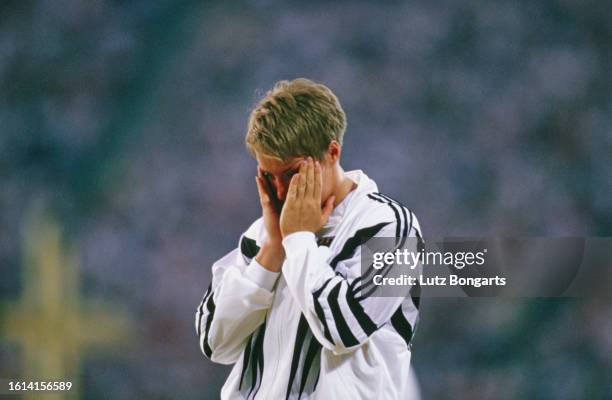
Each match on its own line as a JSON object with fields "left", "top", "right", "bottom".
{"left": 255, "top": 176, "right": 270, "bottom": 205}
{"left": 305, "top": 157, "right": 315, "bottom": 198}
{"left": 321, "top": 195, "right": 335, "bottom": 225}
{"left": 314, "top": 160, "right": 322, "bottom": 201}
{"left": 286, "top": 173, "right": 299, "bottom": 203}
{"left": 297, "top": 160, "right": 307, "bottom": 199}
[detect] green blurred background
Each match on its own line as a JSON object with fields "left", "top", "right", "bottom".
{"left": 1, "top": 0, "right": 611, "bottom": 398}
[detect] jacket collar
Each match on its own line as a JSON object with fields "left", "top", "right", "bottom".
{"left": 324, "top": 170, "right": 377, "bottom": 229}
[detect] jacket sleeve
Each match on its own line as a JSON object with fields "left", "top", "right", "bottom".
{"left": 195, "top": 232, "right": 280, "bottom": 364}
{"left": 281, "top": 211, "right": 422, "bottom": 355}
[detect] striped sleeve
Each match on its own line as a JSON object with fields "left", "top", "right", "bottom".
{"left": 195, "top": 230, "right": 280, "bottom": 364}
{"left": 281, "top": 196, "right": 422, "bottom": 355}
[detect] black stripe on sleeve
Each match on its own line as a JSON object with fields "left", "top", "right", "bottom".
{"left": 376, "top": 193, "right": 423, "bottom": 242}
{"left": 413, "top": 231, "right": 424, "bottom": 310}
{"left": 326, "top": 282, "right": 359, "bottom": 348}
{"left": 240, "top": 236, "right": 260, "bottom": 261}
{"left": 351, "top": 194, "right": 408, "bottom": 295}
{"left": 377, "top": 193, "right": 411, "bottom": 239}
{"left": 298, "top": 335, "right": 322, "bottom": 397}
{"left": 239, "top": 334, "right": 254, "bottom": 390}
{"left": 247, "top": 322, "right": 266, "bottom": 399}
{"left": 329, "top": 221, "right": 391, "bottom": 269}
{"left": 368, "top": 193, "right": 410, "bottom": 248}
{"left": 255, "top": 333, "right": 265, "bottom": 397}
{"left": 311, "top": 221, "right": 391, "bottom": 345}
{"left": 285, "top": 315, "right": 309, "bottom": 400}
{"left": 354, "top": 193, "right": 421, "bottom": 297}
{"left": 312, "top": 277, "right": 335, "bottom": 343}
{"left": 196, "top": 283, "right": 212, "bottom": 337}
{"left": 390, "top": 305, "right": 414, "bottom": 348}
{"left": 202, "top": 293, "right": 216, "bottom": 358}
{"left": 410, "top": 282, "right": 421, "bottom": 310}
{"left": 357, "top": 257, "right": 401, "bottom": 300}
{"left": 308, "top": 199, "right": 404, "bottom": 349}
{"left": 366, "top": 194, "right": 401, "bottom": 242}
{"left": 346, "top": 287, "right": 378, "bottom": 336}
{"left": 369, "top": 195, "right": 424, "bottom": 308}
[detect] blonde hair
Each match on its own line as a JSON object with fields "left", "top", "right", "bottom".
{"left": 245, "top": 78, "right": 347, "bottom": 160}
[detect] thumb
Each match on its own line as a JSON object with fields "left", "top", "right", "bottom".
{"left": 321, "top": 195, "right": 335, "bottom": 224}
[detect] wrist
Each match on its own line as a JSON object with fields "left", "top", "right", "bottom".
{"left": 246, "top": 258, "right": 280, "bottom": 291}
{"left": 281, "top": 226, "right": 315, "bottom": 238}
{"left": 255, "top": 241, "right": 285, "bottom": 272}
{"left": 282, "top": 231, "right": 316, "bottom": 250}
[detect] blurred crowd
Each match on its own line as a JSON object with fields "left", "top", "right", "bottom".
{"left": 1, "top": 0, "right": 611, "bottom": 398}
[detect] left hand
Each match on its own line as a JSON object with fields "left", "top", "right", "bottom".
{"left": 280, "top": 157, "right": 335, "bottom": 237}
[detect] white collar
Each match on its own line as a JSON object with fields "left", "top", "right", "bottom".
{"left": 324, "top": 170, "right": 377, "bottom": 228}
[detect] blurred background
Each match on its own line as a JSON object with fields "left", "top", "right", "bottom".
{"left": 1, "top": 0, "right": 611, "bottom": 399}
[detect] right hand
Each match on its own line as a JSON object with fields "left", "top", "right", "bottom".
{"left": 255, "top": 171, "right": 282, "bottom": 244}
{"left": 255, "top": 171, "right": 285, "bottom": 272}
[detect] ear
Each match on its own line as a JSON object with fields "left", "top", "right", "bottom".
{"left": 325, "top": 140, "right": 341, "bottom": 163}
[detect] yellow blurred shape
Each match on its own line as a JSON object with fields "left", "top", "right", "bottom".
{"left": 1, "top": 205, "right": 133, "bottom": 400}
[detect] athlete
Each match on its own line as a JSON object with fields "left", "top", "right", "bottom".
{"left": 196, "top": 78, "right": 423, "bottom": 399}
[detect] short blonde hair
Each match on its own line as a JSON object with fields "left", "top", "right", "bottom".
{"left": 245, "top": 78, "right": 347, "bottom": 160}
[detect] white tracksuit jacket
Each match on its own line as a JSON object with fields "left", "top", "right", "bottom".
{"left": 196, "top": 170, "right": 423, "bottom": 400}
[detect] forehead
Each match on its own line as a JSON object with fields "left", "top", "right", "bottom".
{"left": 256, "top": 154, "right": 304, "bottom": 173}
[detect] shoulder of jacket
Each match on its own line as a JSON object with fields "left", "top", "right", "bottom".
{"left": 356, "top": 191, "right": 421, "bottom": 235}
{"left": 355, "top": 191, "right": 407, "bottom": 225}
